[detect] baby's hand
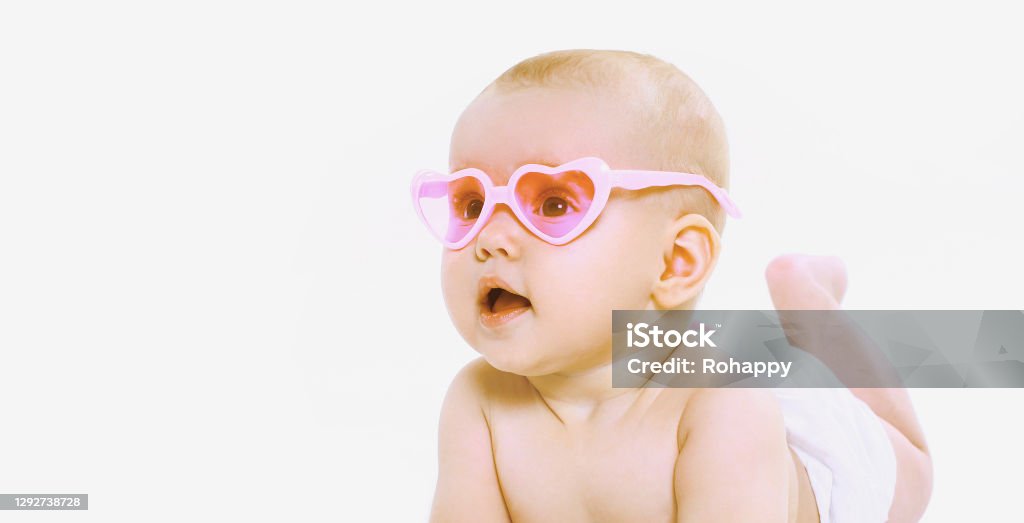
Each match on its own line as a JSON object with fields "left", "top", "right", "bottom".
{"left": 765, "top": 253, "right": 847, "bottom": 310}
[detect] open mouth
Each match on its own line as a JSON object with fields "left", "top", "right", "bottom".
{"left": 479, "top": 282, "right": 532, "bottom": 328}
{"left": 485, "top": 287, "right": 531, "bottom": 313}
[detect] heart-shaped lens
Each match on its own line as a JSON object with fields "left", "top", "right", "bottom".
{"left": 514, "top": 170, "right": 595, "bottom": 239}
{"left": 416, "top": 175, "right": 486, "bottom": 244}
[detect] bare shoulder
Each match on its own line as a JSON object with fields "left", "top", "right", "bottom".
{"left": 674, "top": 389, "right": 793, "bottom": 521}
{"left": 678, "top": 388, "right": 786, "bottom": 442}
{"left": 677, "top": 388, "right": 789, "bottom": 466}
{"left": 433, "top": 358, "right": 521, "bottom": 522}
{"left": 445, "top": 357, "right": 531, "bottom": 410}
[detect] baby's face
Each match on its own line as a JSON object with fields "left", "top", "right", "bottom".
{"left": 442, "top": 86, "right": 674, "bottom": 376}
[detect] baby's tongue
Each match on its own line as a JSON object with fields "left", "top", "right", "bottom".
{"left": 493, "top": 290, "right": 530, "bottom": 312}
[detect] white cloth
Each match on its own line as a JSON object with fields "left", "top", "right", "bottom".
{"left": 773, "top": 388, "right": 897, "bottom": 523}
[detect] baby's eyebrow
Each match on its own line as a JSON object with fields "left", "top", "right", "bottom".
{"left": 526, "top": 157, "right": 564, "bottom": 168}
{"left": 450, "top": 157, "right": 565, "bottom": 174}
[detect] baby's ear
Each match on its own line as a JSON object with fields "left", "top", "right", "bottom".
{"left": 652, "top": 214, "right": 722, "bottom": 309}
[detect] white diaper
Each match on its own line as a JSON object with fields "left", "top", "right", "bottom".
{"left": 772, "top": 388, "right": 897, "bottom": 523}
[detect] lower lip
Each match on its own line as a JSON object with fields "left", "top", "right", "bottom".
{"left": 479, "top": 305, "right": 531, "bottom": 329}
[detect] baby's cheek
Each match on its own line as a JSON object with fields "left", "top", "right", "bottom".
{"left": 586, "top": 200, "right": 667, "bottom": 303}
{"left": 531, "top": 250, "right": 646, "bottom": 340}
{"left": 588, "top": 240, "right": 662, "bottom": 306}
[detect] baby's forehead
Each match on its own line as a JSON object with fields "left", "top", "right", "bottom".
{"left": 448, "top": 87, "right": 656, "bottom": 183}
{"left": 448, "top": 156, "right": 570, "bottom": 184}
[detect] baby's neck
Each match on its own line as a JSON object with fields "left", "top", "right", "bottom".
{"left": 526, "top": 363, "right": 641, "bottom": 423}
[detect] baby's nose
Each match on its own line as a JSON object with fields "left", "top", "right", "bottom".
{"left": 474, "top": 206, "right": 523, "bottom": 261}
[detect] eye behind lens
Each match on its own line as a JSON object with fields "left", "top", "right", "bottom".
{"left": 541, "top": 196, "right": 568, "bottom": 217}
{"left": 465, "top": 199, "right": 484, "bottom": 219}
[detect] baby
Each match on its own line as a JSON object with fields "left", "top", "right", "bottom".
{"left": 414, "top": 50, "right": 932, "bottom": 522}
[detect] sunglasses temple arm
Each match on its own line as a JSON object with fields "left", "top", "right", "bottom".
{"left": 609, "top": 170, "right": 743, "bottom": 218}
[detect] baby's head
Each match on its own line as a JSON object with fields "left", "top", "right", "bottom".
{"left": 431, "top": 49, "right": 732, "bottom": 376}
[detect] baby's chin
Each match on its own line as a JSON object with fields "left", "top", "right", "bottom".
{"left": 471, "top": 335, "right": 602, "bottom": 377}
{"left": 479, "top": 350, "right": 565, "bottom": 377}
{"left": 473, "top": 336, "right": 550, "bottom": 376}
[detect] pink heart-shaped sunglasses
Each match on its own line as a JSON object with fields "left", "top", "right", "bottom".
{"left": 411, "top": 157, "right": 742, "bottom": 249}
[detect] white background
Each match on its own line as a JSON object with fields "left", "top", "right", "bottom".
{"left": 1, "top": 1, "right": 1021, "bottom": 521}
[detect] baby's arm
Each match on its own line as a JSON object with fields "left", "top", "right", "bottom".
{"left": 765, "top": 254, "right": 934, "bottom": 522}
{"left": 430, "top": 359, "right": 511, "bottom": 523}
{"left": 675, "top": 389, "right": 796, "bottom": 522}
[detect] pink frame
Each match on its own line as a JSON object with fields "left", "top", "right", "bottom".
{"left": 411, "top": 156, "right": 742, "bottom": 249}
